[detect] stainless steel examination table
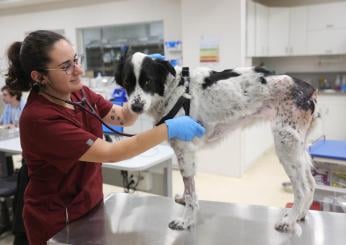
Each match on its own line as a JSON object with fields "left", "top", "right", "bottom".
{"left": 48, "top": 193, "right": 345, "bottom": 245}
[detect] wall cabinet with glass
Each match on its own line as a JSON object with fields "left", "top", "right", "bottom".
{"left": 78, "top": 21, "right": 164, "bottom": 77}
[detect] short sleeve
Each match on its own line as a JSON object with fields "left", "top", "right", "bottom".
{"left": 29, "top": 116, "right": 98, "bottom": 173}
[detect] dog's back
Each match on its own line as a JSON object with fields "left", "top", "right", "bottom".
{"left": 187, "top": 67, "right": 316, "bottom": 142}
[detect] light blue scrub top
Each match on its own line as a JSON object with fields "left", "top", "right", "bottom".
{"left": 0, "top": 98, "right": 26, "bottom": 125}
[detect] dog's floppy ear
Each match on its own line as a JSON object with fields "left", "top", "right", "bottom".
{"left": 115, "top": 46, "right": 129, "bottom": 87}
{"left": 155, "top": 59, "right": 176, "bottom": 77}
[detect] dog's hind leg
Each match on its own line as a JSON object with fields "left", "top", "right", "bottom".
{"left": 272, "top": 126, "right": 314, "bottom": 233}
{"left": 169, "top": 147, "right": 198, "bottom": 230}
{"left": 297, "top": 151, "right": 315, "bottom": 222}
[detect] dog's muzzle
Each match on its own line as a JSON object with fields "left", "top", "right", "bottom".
{"left": 131, "top": 103, "right": 144, "bottom": 113}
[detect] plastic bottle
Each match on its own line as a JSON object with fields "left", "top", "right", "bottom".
{"left": 334, "top": 74, "right": 341, "bottom": 91}
{"left": 341, "top": 74, "right": 346, "bottom": 92}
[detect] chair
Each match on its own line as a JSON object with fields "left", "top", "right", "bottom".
{"left": 0, "top": 155, "right": 28, "bottom": 245}
{"left": 0, "top": 174, "right": 17, "bottom": 234}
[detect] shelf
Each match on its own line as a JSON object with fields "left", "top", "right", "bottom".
{"left": 316, "top": 184, "right": 346, "bottom": 194}
{"left": 313, "top": 157, "right": 346, "bottom": 167}
{"left": 314, "top": 184, "right": 346, "bottom": 203}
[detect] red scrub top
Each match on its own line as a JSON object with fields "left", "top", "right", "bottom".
{"left": 19, "top": 86, "right": 113, "bottom": 245}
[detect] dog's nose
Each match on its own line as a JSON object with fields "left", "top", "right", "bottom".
{"left": 131, "top": 103, "right": 144, "bottom": 113}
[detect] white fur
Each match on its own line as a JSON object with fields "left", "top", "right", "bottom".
{"left": 125, "top": 52, "right": 318, "bottom": 233}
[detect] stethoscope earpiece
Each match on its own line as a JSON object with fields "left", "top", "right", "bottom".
{"left": 32, "top": 82, "right": 41, "bottom": 93}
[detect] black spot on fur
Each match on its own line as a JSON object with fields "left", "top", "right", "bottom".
{"left": 203, "top": 69, "right": 240, "bottom": 89}
{"left": 139, "top": 57, "right": 169, "bottom": 96}
{"left": 254, "top": 66, "right": 274, "bottom": 76}
{"left": 291, "top": 77, "right": 316, "bottom": 113}
{"left": 259, "top": 77, "right": 267, "bottom": 84}
{"left": 115, "top": 54, "right": 172, "bottom": 97}
{"left": 115, "top": 59, "right": 136, "bottom": 95}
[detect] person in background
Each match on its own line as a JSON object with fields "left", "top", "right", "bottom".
{"left": 5, "top": 30, "right": 205, "bottom": 245}
{"left": 0, "top": 85, "right": 25, "bottom": 128}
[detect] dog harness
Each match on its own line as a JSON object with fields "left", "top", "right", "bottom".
{"left": 155, "top": 67, "right": 191, "bottom": 126}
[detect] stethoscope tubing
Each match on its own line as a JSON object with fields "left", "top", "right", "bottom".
{"left": 41, "top": 89, "right": 135, "bottom": 138}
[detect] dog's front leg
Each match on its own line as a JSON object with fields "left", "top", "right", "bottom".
{"left": 169, "top": 148, "right": 198, "bottom": 230}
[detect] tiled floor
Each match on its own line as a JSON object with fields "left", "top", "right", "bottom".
{"left": 0, "top": 148, "right": 293, "bottom": 244}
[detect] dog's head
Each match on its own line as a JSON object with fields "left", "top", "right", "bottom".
{"left": 115, "top": 52, "right": 176, "bottom": 114}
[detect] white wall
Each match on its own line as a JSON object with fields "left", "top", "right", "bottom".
{"left": 0, "top": 0, "right": 273, "bottom": 177}
{"left": 180, "top": 0, "right": 273, "bottom": 177}
{"left": 0, "top": 0, "right": 181, "bottom": 85}
{"left": 181, "top": 0, "right": 244, "bottom": 70}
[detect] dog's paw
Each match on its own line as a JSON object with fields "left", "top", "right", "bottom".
{"left": 275, "top": 213, "right": 295, "bottom": 232}
{"left": 275, "top": 221, "right": 293, "bottom": 232}
{"left": 275, "top": 219, "right": 302, "bottom": 236}
{"left": 297, "top": 212, "right": 307, "bottom": 222}
{"left": 168, "top": 219, "right": 192, "bottom": 230}
{"left": 297, "top": 215, "right": 306, "bottom": 222}
{"left": 174, "top": 194, "right": 186, "bottom": 206}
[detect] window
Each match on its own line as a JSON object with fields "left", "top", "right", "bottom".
{"left": 78, "top": 21, "right": 164, "bottom": 76}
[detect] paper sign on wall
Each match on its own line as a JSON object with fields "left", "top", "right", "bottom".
{"left": 200, "top": 36, "right": 219, "bottom": 63}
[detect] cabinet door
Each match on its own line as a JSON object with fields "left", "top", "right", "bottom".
{"left": 307, "top": 29, "right": 346, "bottom": 55}
{"left": 318, "top": 96, "right": 346, "bottom": 140}
{"left": 268, "top": 7, "right": 289, "bottom": 56}
{"left": 307, "top": 2, "right": 346, "bottom": 31}
{"left": 246, "top": 0, "right": 256, "bottom": 57}
{"left": 255, "top": 2, "right": 268, "bottom": 56}
{"left": 289, "top": 6, "right": 307, "bottom": 55}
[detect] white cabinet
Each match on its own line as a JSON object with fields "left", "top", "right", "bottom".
{"left": 307, "top": 28, "right": 346, "bottom": 55}
{"left": 268, "top": 6, "right": 307, "bottom": 56}
{"left": 307, "top": 2, "right": 346, "bottom": 31}
{"left": 268, "top": 7, "right": 289, "bottom": 56}
{"left": 254, "top": 2, "right": 268, "bottom": 56}
{"left": 246, "top": 0, "right": 256, "bottom": 57}
{"left": 246, "top": 0, "right": 346, "bottom": 57}
{"left": 289, "top": 7, "right": 307, "bottom": 55}
{"left": 306, "top": 2, "right": 346, "bottom": 55}
{"left": 318, "top": 95, "right": 346, "bottom": 140}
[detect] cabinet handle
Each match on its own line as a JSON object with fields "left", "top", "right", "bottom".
{"left": 289, "top": 46, "right": 293, "bottom": 54}
{"left": 326, "top": 24, "right": 334, "bottom": 28}
{"left": 325, "top": 49, "right": 333, "bottom": 54}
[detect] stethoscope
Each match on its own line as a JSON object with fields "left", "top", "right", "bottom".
{"left": 33, "top": 83, "right": 134, "bottom": 137}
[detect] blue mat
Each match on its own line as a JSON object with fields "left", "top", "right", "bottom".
{"left": 309, "top": 140, "right": 346, "bottom": 161}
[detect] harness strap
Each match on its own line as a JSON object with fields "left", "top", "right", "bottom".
{"left": 155, "top": 67, "right": 191, "bottom": 126}
{"left": 155, "top": 96, "right": 190, "bottom": 126}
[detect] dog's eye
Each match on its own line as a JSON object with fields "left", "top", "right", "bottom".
{"left": 145, "top": 80, "right": 151, "bottom": 88}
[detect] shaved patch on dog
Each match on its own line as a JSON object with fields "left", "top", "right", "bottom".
{"left": 202, "top": 69, "right": 240, "bottom": 89}
{"left": 291, "top": 77, "right": 316, "bottom": 113}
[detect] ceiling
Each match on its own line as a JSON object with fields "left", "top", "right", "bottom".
{"left": 0, "top": 0, "right": 70, "bottom": 9}
{"left": 0, "top": 0, "right": 121, "bottom": 15}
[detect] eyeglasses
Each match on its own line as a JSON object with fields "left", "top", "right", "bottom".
{"left": 44, "top": 55, "right": 84, "bottom": 75}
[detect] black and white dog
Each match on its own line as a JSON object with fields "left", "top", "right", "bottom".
{"left": 115, "top": 52, "right": 318, "bottom": 234}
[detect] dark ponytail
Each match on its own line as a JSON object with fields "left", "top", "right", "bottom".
{"left": 6, "top": 42, "right": 29, "bottom": 91}
{"left": 5, "top": 30, "right": 68, "bottom": 92}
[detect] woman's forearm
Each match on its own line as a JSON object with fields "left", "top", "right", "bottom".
{"left": 80, "top": 124, "right": 168, "bottom": 163}
{"left": 113, "top": 123, "right": 168, "bottom": 160}
{"left": 121, "top": 103, "right": 138, "bottom": 126}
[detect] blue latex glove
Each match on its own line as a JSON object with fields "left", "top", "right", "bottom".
{"left": 165, "top": 116, "right": 205, "bottom": 141}
{"left": 148, "top": 53, "right": 165, "bottom": 60}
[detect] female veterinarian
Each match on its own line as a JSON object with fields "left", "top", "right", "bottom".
{"left": 5, "top": 30, "right": 205, "bottom": 245}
